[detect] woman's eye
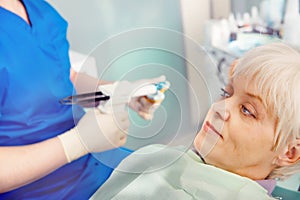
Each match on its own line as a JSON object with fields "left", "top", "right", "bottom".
{"left": 241, "top": 105, "right": 256, "bottom": 118}
{"left": 220, "top": 88, "right": 230, "bottom": 98}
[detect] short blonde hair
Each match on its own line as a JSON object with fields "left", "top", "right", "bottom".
{"left": 231, "top": 42, "right": 300, "bottom": 180}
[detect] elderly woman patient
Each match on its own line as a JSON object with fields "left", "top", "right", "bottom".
{"left": 91, "top": 42, "right": 300, "bottom": 200}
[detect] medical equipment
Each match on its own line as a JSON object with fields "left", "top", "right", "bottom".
{"left": 59, "top": 81, "right": 170, "bottom": 108}
{"left": 59, "top": 91, "right": 110, "bottom": 107}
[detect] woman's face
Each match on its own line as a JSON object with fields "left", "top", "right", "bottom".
{"left": 194, "top": 75, "right": 277, "bottom": 179}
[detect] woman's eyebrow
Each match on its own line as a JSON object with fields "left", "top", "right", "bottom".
{"left": 245, "top": 92, "right": 263, "bottom": 104}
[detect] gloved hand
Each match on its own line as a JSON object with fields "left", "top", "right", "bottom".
{"left": 128, "top": 79, "right": 170, "bottom": 120}
{"left": 58, "top": 109, "right": 130, "bottom": 163}
{"left": 99, "top": 75, "right": 169, "bottom": 120}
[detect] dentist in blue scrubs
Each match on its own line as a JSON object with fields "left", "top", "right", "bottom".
{"left": 0, "top": 0, "right": 165, "bottom": 199}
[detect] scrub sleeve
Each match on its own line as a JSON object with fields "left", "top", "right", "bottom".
{"left": 0, "top": 0, "right": 131, "bottom": 199}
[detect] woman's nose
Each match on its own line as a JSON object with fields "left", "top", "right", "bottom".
{"left": 212, "top": 100, "right": 230, "bottom": 121}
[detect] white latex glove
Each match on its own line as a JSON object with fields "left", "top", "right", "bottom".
{"left": 99, "top": 75, "right": 168, "bottom": 120}
{"left": 58, "top": 109, "right": 130, "bottom": 163}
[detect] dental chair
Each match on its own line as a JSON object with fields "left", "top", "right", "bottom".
{"left": 271, "top": 173, "right": 300, "bottom": 200}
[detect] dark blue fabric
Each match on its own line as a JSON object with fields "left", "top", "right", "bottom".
{"left": 0, "top": 0, "right": 132, "bottom": 199}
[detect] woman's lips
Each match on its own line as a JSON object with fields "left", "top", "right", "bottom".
{"left": 203, "top": 121, "right": 223, "bottom": 139}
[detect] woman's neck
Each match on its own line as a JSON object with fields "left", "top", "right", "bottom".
{"left": 0, "top": 0, "right": 30, "bottom": 25}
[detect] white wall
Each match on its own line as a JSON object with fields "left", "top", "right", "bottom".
{"left": 180, "top": 0, "right": 230, "bottom": 130}
{"left": 212, "top": 0, "right": 231, "bottom": 19}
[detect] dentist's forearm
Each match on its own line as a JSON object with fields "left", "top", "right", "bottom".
{"left": 0, "top": 137, "right": 67, "bottom": 193}
{"left": 70, "top": 69, "right": 112, "bottom": 93}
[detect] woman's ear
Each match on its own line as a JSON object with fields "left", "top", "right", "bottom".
{"left": 276, "top": 138, "right": 300, "bottom": 166}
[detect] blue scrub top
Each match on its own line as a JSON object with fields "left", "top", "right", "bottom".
{"left": 0, "top": 0, "right": 131, "bottom": 199}
{"left": 0, "top": 0, "right": 83, "bottom": 145}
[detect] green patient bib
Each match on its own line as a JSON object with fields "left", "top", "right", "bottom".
{"left": 91, "top": 144, "right": 275, "bottom": 200}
